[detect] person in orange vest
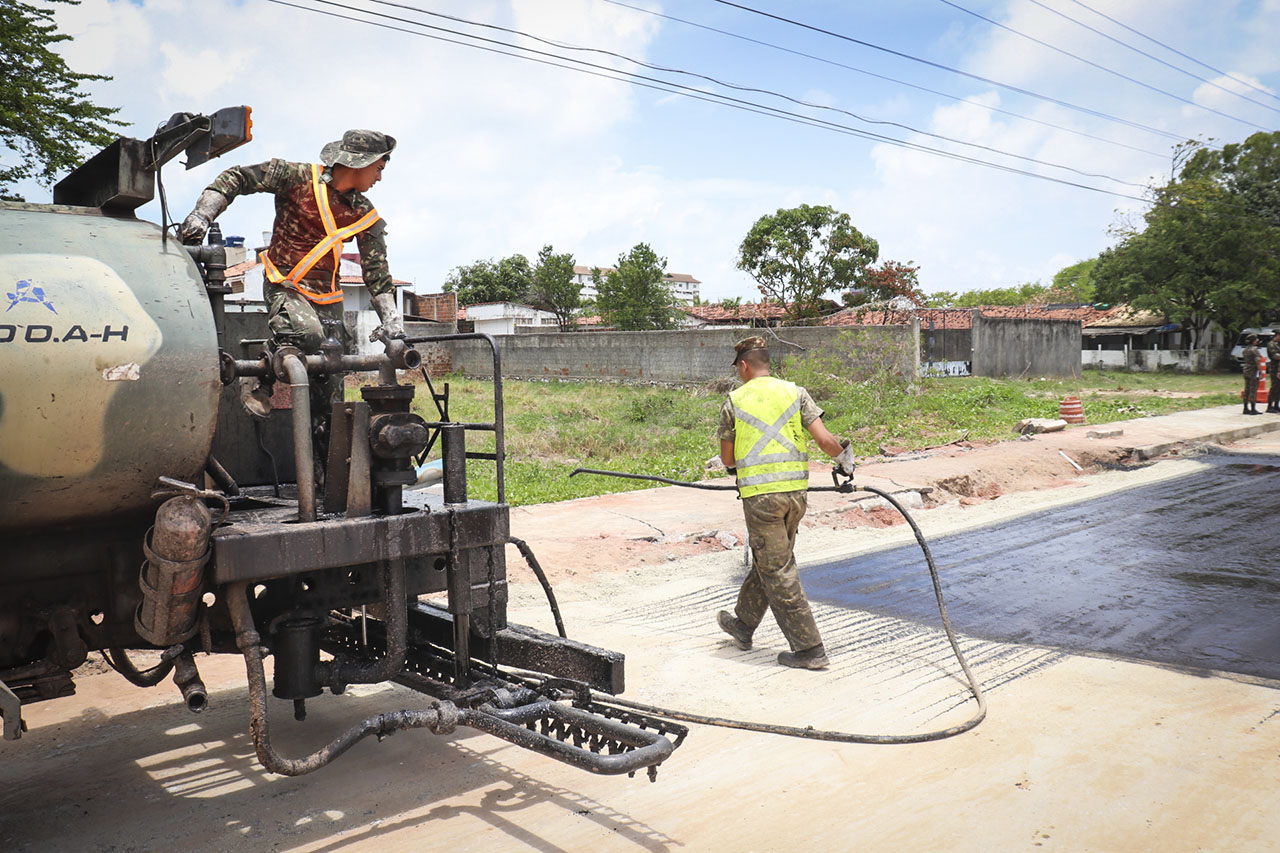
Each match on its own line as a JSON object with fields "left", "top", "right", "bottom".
{"left": 1242, "top": 334, "right": 1262, "bottom": 415}
{"left": 179, "top": 130, "right": 405, "bottom": 485}
{"left": 714, "top": 336, "right": 856, "bottom": 670}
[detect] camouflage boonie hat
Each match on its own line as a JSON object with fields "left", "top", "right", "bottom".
{"left": 320, "top": 129, "right": 396, "bottom": 168}
{"left": 733, "top": 335, "right": 769, "bottom": 365}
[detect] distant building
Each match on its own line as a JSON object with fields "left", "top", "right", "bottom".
{"left": 573, "top": 265, "right": 701, "bottom": 304}
{"left": 459, "top": 302, "right": 559, "bottom": 336}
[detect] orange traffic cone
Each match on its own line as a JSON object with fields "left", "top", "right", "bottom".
{"left": 1059, "top": 395, "right": 1085, "bottom": 424}
{"left": 1257, "top": 355, "right": 1269, "bottom": 404}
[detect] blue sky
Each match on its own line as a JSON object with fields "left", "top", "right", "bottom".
{"left": 20, "top": 0, "right": 1280, "bottom": 302}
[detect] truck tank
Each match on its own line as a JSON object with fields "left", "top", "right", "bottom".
{"left": 0, "top": 202, "right": 221, "bottom": 531}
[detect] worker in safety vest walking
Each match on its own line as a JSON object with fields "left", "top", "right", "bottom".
{"left": 1242, "top": 334, "right": 1262, "bottom": 415}
{"left": 714, "top": 336, "right": 857, "bottom": 670}
{"left": 179, "top": 130, "right": 405, "bottom": 483}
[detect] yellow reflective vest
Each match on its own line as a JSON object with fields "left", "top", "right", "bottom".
{"left": 730, "top": 376, "right": 809, "bottom": 498}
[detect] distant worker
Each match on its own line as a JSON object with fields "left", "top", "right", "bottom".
{"left": 1242, "top": 334, "right": 1262, "bottom": 416}
{"left": 715, "top": 336, "right": 857, "bottom": 670}
{"left": 1267, "top": 335, "right": 1280, "bottom": 414}
{"left": 179, "top": 130, "right": 405, "bottom": 482}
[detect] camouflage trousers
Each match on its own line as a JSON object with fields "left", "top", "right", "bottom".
{"left": 265, "top": 285, "right": 351, "bottom": 478}
{"left": 1244, "top": 373, "right": 1259, "bottom": 407}
{"left": 1270, "top": 361, "right": 1279, "bottom": 408}
{"left": 734, "top": 489, "right": 823, "bottom": 652}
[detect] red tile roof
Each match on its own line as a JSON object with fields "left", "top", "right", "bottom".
{"left": 822, "top": 304, "right": 1165, "bottom": 330}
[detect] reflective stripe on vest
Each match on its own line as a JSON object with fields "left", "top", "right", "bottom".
{"left": 260, "top": 164, "right": 381, "bottom": 305}
{"left": 730, "top": 376, "right": 809, "bottom": 498}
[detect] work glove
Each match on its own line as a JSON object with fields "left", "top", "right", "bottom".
{"left": 178, "top": 189, "right": 228, "bottom": 244}
{"left": 369, "top": 291, "right": 406, "bottom": 342}
{"left": 833, "top": 439, "right": 856, "bottom": 478}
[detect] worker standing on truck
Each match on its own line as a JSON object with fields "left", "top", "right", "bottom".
{"left": 179, "top": 129, "right": 405, "bottom": 485}
{"left": 714, "top": 336, "right": 857, "bottom": 670}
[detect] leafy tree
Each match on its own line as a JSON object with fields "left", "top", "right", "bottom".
{"left": 526, "top": 244, "right": 580, "bottom": 331}
{"left": 592, "top": 243, "right": 676, "bottom": 330}
{"left": 1048, "top": 259, "right": 1097, "bottom": 304}
{"left": 444, "top": 254, "right": 532, "bottom": 305}
{"left": 843, "top": 260, "right": 924, "bottom": 308}
{"left": 924, "top": 290, "right": 959, "bottom": 308}
{"left": 1093, "top": 131, "right": 1280, "bottom": 347}
{"left": 1, "top": 0, "right": 122, "bottom": 199}
{"left": 736, "top": 204, "right": 879, "bottom": 321}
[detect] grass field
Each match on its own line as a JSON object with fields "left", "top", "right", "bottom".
{"left": 404, "top": 368, "right": 1242, "bottom": 507}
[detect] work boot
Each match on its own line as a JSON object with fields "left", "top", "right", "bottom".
{"left": 240, "top": 377, "right": 272, "bottom": 419}
{"left": 778, "top": 644, "right": 829, "bottom": 670}
{"left": 716, "top": 610, "right": 753, "bottom": 651}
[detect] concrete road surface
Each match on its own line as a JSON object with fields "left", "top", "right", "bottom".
{"left": 2, "top": 409, "right": 1278, "bottom": 851}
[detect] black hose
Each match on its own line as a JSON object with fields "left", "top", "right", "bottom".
{"left": 509, "top": 536, "right": 567, "bottom": 638}
{"left": 103, "top": 647, "right": 175, "bottom": 687}
{"left": 562, "top": 468, "right": 988, "bottom": 743}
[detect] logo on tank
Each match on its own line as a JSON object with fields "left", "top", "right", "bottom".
{"left": 2, "top": 277, "right": 129, "bottom": 343}
{"left": 6, "top": 278, "right": 57, "bottom": 314}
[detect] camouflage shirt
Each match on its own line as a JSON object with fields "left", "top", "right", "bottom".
{"left": 205, "top": 159, "right": 393, "bottom": 298}
{"left": 1268, "top": 339, "right": 1280, "bottom": 364}
{"left": 1243, "top": 345, "right": 1262, "bottom": 376}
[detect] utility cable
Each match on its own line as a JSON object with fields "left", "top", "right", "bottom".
{"left": 1063, "top": 0, "right": 1280, "bottom": 106}
{"left": 375, "top": 0, "right": 1146, "bottom": 188}
{"left": 707, "top": 0, "right": 1186, "bottom": 142}
{"left": 270, "top": 0, "right": 1149, "bottom": 201}
{"left": 1018, "top": 0, "right": 1280, "bottom": 116}
{"left": 935, "top": 0, "right": 1271, "bottom": 131}
{"left": 600, "top": 0, "right": 1167, "bottom": 159}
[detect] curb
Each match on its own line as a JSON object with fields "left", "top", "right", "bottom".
{"left": 1127, "top": 419, "right": 1280, "bottom": 461}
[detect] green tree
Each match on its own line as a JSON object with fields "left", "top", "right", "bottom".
{"left": 527, "top": 244, "right": 581, "bottom": 331}
{"left": 1093, "top": 132, "right": 1280, "bottom": 347}
{"left": 1048, "top": 259, "right": 1097, "bottom": 304}
{"left": 1, "top": 0, "right": 122, "bottom": 199}
{"left": 736, "top": 204, "right": 879, "bottom": 321}
{"left": 444, "top": 254, "right": 532, "bottom": 305}
{"left": 593, "top": 243, "right": 676, "bottom": 330}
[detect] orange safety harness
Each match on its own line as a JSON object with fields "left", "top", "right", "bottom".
{"left": 260, "top": 164, "right": 381, "bottom": 305}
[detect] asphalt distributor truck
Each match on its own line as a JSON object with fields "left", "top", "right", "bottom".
{"left": 0, "top": 109, "right": 685, "bottom": 778}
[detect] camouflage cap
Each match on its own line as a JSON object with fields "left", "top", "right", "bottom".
{"left": 1247, "top": 334, "right": 1259, "bottom": 344}
{"left": 320, "top": 129, "right": 396, "bottom": 168}
{"left": 733, "top": 335, "right": 769, "bottom": 365}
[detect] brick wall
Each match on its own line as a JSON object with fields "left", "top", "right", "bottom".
{"left": 406, "top": 291, "right": 457, "bottom": 324}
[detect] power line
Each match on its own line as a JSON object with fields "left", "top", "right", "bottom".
{"left": 267, "top": 0, "right": 1149, "bottom": 201}
{"left": 935, "top": 0, "right": 1271, "bottom": 131}
{"left": 707, "top": 0, "right": 1185, "bottom": 142}
{"left": 1063, "top": 0, "right": 1280, "bottom": 106}
{"left": 373, "top": 0, "right": 1147, "bottom": 187}
{"left": 1019, "top": 0, "right": 1280, "bottom": 116}
{"left": 600, "top": 0, "right": 1167, "bottom": 159}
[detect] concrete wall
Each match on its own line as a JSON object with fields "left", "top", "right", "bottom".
{"left": 1083, "top": 347, "right": 1226, "bottom": 373}
{"left": 444, "top": 324, "right": 919, "bottom": 384}
{"left": 971, "top": 315, "right": 1082, "bottom": 378}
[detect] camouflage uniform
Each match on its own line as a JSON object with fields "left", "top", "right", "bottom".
{"left": 203, "top": 145, "right": 394, "bottom": 477}
{"left": 717, "top": 357, "right": 826, "bottom": 653}
{"left": 1267, "top": 338, "right": 1280, "bottom": 412}
{"left": 1243, "top": 342, "right": 1261, "bottom": 413}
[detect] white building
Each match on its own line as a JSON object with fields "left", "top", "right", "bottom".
{"left": 572, "top": 265, "right": 701, "bottom": 304}
{"left": 463, "top": 302, "right": 559, "bottom": 336}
